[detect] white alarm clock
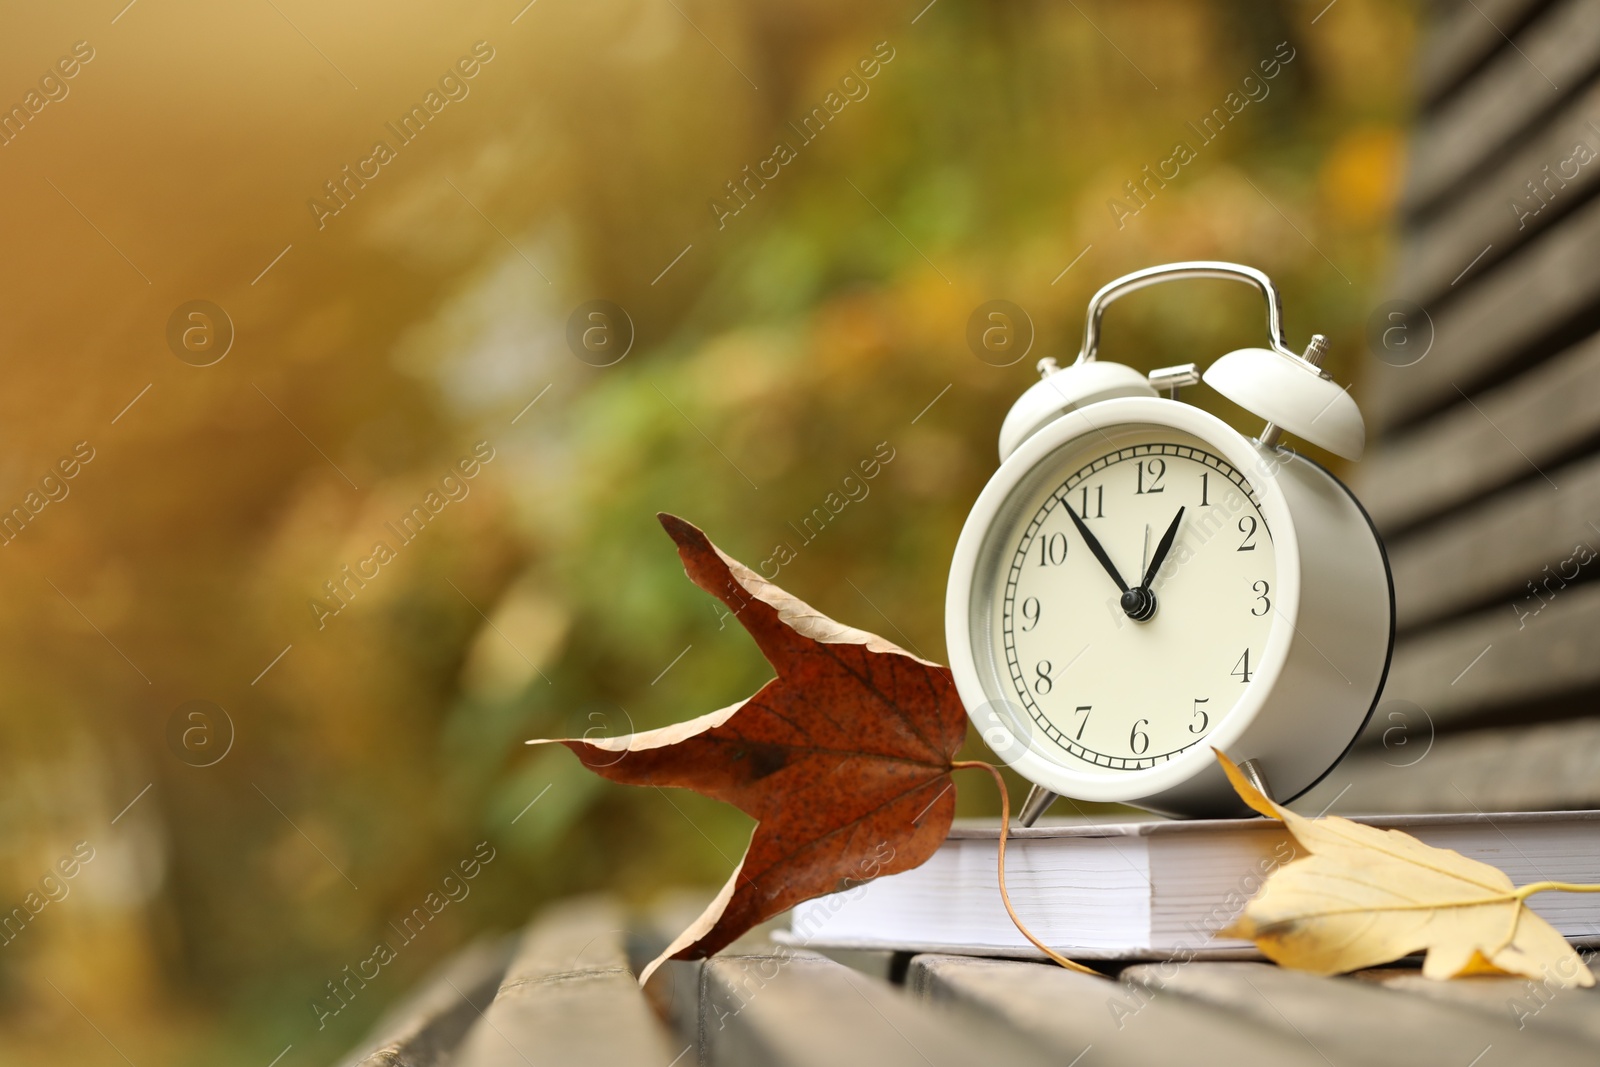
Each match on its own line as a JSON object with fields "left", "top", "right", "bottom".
{"left": 946, "top": 262, "right": 1394, "bottom": 819}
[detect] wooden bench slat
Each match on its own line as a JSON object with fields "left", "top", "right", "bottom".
{"left": 451, "top": 897, "right": 677, "bottom": 1067}
{"left": 1121, "top": 961, "right": 1595, "bottom": 1064}
{"left": 908, "top": 954, "right": 1326, "bottom": 1065}
{"left": 338, "top": 936, "right": 513, "bottom": 1067}
{"left": 1357, "top": 331, "right": 1600, "bottom": 531}
{"left": 1405, "top": 0, "right": 1600, "bottom": 215}
{"left": 631, "top": 894, "right": 793, "bottom": 1048}
{"left": 1360, "top": 966, "right": 1600, "bottom": 1043}
{"left": 1369, "top": 187, "right": 1600, "bottom": 434}
{"left": 1303, "top": 717, "right": 1600, "bottom": 814}
{"left": 1398, "top": 77, "right": 1600, "bottom": 303}
{"left": 696, "top": 949, "right": 1055, "bottom": 1067}
{"left": 1379, "top": 580, "right": 1600, "bottom": 728}
{"left": 1416, "top": 0, "right": 1549, "bottom": 108}
{"left": 809, "top": 946, "right": 903, "bottom": 982}
{"left": 1387, "top": 452, "right": 1595, "bottom": 631}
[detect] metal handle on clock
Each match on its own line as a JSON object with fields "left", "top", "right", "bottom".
{"left": 1073, "top": 261, "right": 1298, "bottom": 365}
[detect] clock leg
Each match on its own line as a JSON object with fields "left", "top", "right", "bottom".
{"left": 1017, "top": 784, "right": 1058, "bottom": 827}
{"left": 1237, "top": 758, "right": 1279, "bottom": 804}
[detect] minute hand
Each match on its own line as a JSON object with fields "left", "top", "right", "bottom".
{"left": 1141, "top": 506, "right": 1187, "bottom": 590}
{"left": 1065, "top": 507, "right": 1129, "bottom": 593}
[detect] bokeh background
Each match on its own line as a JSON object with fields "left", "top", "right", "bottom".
{"left": 0, "top": 1, "right": 1415, "bottom": 1062}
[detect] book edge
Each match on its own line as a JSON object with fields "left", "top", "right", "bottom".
{"left": 945, "top": 809, "right": 1600, "bottom": 840}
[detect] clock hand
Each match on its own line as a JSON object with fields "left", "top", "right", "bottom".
{"left": 1140, "top": 506, "right": 1187, "bottom": 591}
{"left": 1065, "top": 507, "right": 1129, "bottom": 593}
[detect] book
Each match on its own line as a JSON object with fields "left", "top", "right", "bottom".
{"left": 778, "top": 811, "right": 1600, "bottom": 960}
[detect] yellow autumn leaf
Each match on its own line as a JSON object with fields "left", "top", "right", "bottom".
{"left": 1214, "top": 749, "right": 1599, "bottom": 987}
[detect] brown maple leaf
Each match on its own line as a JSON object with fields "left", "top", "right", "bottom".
{"left": 530, "top": 513, "right": 968, "bottom": 982}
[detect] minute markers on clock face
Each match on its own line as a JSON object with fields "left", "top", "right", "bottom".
{"left": 995, "top": 435, "right": 1277, "bottom": 774}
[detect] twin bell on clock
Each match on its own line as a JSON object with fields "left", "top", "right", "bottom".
{"left": 945, "top": 261, "right": 1395, "bottom": 820}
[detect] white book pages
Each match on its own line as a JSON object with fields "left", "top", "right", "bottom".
{"left": 779, "top": 811, "right": 1600, "bottom": 960}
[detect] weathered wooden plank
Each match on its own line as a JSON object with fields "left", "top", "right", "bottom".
{"left": 642, "top": 955, "right": 700, "bottom": 1065}
{"left": 1398, "top": 76, "right": 1600, "bottom": 302}
{"left": 337, "top": 935, "right": 513, "bottom": 1067}
{"left": 1387, "top": 450, "right": 1595, "bottom": 631}
{"left": 1377, "top": 579, "right": 1600, "bottom": 728}
{"left": 451, "top": 897, "right": 677, "bottom": 1067}
{"left": 1300, "top": 718, "right": 1600, "bottom": 814}
{"left": 809, "top": 946, "right": 905, "bottom": 982}
{"left": 1369, "top": 186, "right": 1600, "bottom": 433}
{"left": 1121, "top": 961, "right": 1596, "bottom": 1064}
{"left": 698, "top": 949, "right": 1054, "bottom": 1067}
{"left": 631, "top": 897, "right": 826, "bottom": 1058}
{"left": 1405, "top": 0, "right": 1600, "bottom": 214}
{"left": 1357, "top": 330, "right": 1600, "bottom": 531}
{"left": 908, "top": 954, "right": 1325, "bottom": 1065}
{"left": 1416, "top": 0, "right": 1549, "bottom": 107}
{"left": 1360, "top": 966, "right": 1600, "bottom": 1044}
{"left": 631, "top": 894, "right": 800, "bottom": 1047}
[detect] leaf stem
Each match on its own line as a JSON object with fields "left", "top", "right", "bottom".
{"left": 1514, "top": 881, "right": 1600, "bottom": 900}
{"left": 950, "top": 760, "right": 1102, "bottom": 979}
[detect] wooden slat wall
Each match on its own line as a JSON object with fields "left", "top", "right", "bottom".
{"left": 1414, "top": 0, "right": 1551, "bottom": 109}
{"left": 1404, "top": 0, "right": 1600, "bottom": 216}
{"left": 1304, "top": 0, "right": 1600, "bottom": 814}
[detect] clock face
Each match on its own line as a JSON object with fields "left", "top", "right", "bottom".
{"left": 986, "top": 425, "right": 1276, "bottom": 775}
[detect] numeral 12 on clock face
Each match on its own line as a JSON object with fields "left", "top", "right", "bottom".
{"left": 995, "top": 434, "right": 1276, "bottom": 773}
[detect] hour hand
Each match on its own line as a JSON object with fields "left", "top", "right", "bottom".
{"left": 1065, "top": 507, "right": 1128, "bottom": 593}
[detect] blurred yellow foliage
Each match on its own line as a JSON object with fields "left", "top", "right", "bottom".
{"left": 1321, "top": 126, "right": 1405, "bottom": 226}
{"left": 0, "top": 1, "right": 1414, "bottom": 1063}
